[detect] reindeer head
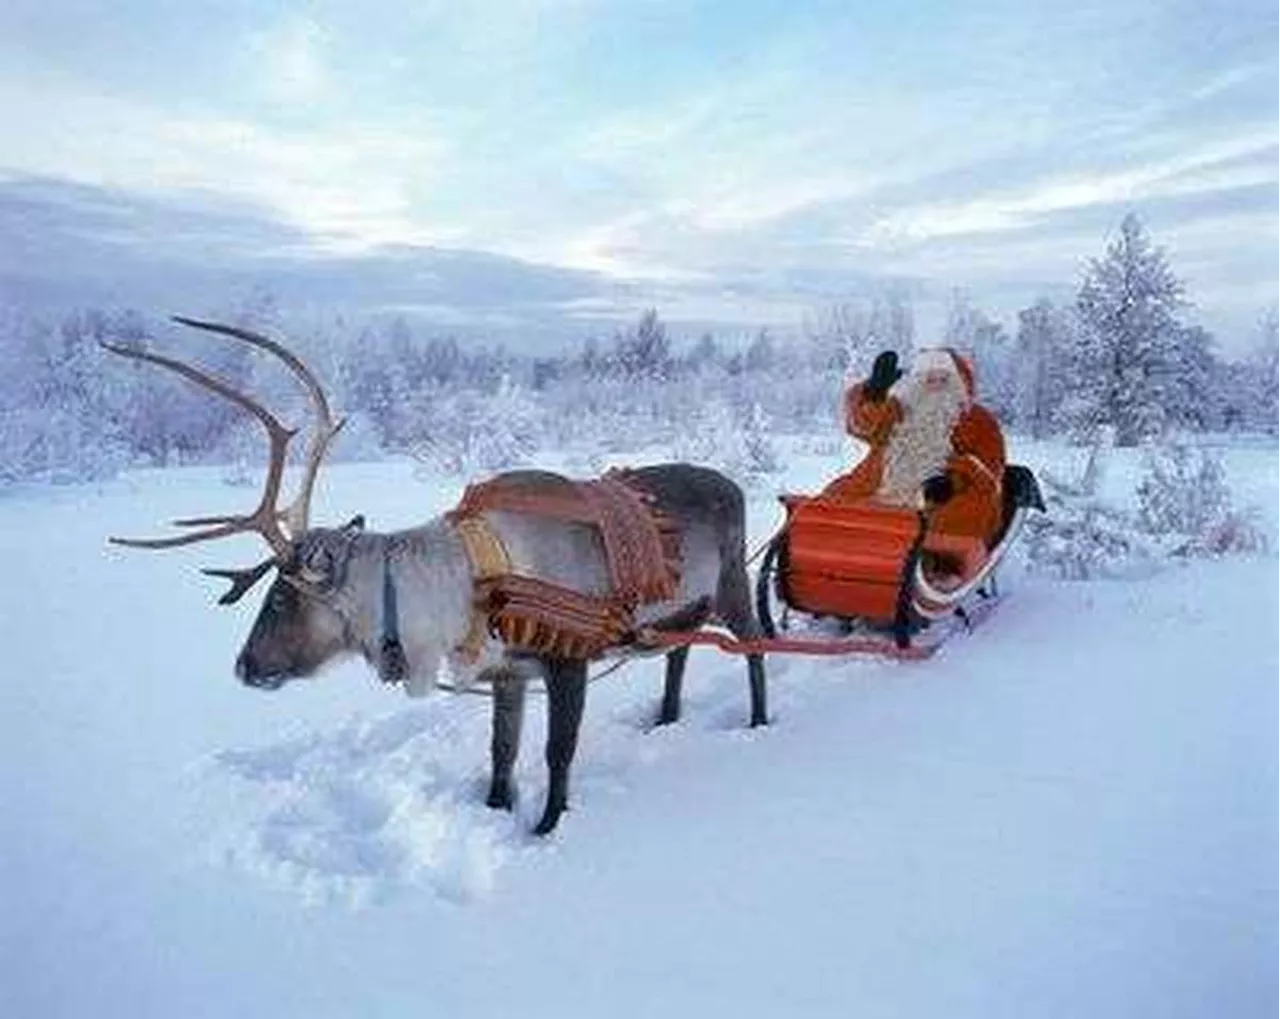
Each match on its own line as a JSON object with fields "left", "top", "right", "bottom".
{"left": 104, "top": 317, "right": 355, "bottom": 691}
{"left": 233, "top": 518, "right": 371, "bottom": 688}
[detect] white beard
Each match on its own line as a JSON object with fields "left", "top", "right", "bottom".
{"left": 875, "top": 372, "right": 966, "bottom": 507}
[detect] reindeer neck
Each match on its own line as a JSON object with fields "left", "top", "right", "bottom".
{"left": 341, "top": 519, "right": 474, "bottom": 690}
{"left": 344, "top": 518, "right": 464, "bottom": 566}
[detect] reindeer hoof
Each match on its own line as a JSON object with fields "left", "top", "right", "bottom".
{"left": 486, "top": 783, "right": 515, "bottom": 811}
{"left": 532, "top": 805, "right": 565, "bottom": 836}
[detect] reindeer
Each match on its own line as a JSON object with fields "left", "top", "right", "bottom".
{"left": 104, "top": 318, "right": 768, "bottom": 835}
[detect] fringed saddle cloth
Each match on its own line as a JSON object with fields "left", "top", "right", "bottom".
{"left": 449, "top": 470, "right": 682, "bottom": 660}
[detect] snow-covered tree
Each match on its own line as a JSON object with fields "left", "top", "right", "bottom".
{"left": 971, "top": 315, "right": 1016, "bottom": 424}
{"left": 744, "top": 328, "right": 776, "bottom": 374}
{"left": 671, "top": 397, "right": 781, "bottom": 485}
{"left": 411, "top": 374, "right": 544, "bottom": 477}
{"left": 1011, "top": 299, "right": 1073, "bottom": 439}
{"left": 941, "top": 293, "right": 1018, "bottom": 423}
{"left": 0, "top": 309, "right": 144, "bottom": 480}
{"left": 1241, "top": 309, "right": 1279, "bottom": 434}
{"left": 1135, "top": 441, "right": 1227, "bottom": 538}
{"left": 806, "top": 292, "right": 916, "bottom": 381}
{"left": 740, "top": 401, "right": 781, "bottom": 476}
{"left": 1071, "top": 214, "right": 1197, "bottom": 445}
{"left": 685, "top": 332, "right": 721, "bottom": 373}
{"left": 609, "top": 309, "right": 673, "bottom": 383}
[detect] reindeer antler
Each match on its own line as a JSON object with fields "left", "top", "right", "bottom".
{"left": 170, "top": 317, "right": 346, "bottom": 536}
{"left": 201, "top": 558, "right": 280, "bottom": 605}
{"left": 102, "top": 317, "right": 346, "bottom": 597}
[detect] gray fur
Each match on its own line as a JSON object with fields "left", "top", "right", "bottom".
{"left": 234, "top": 463, "right": 768, "bottom": 834}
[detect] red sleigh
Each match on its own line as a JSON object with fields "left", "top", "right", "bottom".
{"left": 752, "top": 465, "right": 1045, "bottom": 656}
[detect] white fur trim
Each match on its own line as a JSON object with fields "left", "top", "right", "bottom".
{"left": 910, "top": 348, "right": 957, "bottom": 375}
{"left": 875, "top": 367, "right": 966, "bottom": 506}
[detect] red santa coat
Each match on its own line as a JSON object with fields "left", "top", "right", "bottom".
{"left": 823, "top": 377, "right": 1007, "bottom": 542}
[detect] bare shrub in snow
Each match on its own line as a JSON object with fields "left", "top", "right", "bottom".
{"left": 1183, "top": 508, "right": 1270, "bottom": 556}
{"left": 1136, "top": 441, "right": 1227, "bottom": 537}
{"left": 1136, "top": 440, "right": 1268, "bottom": 557}
{"left": 1024, "top": 436, "right": 1267, "bottom": 579}
{"left": 1023, "top": 436, "right": 1158, "bottom": 579}
{"left": 1022, "top": 485, "right": 1157, "bottom": 580}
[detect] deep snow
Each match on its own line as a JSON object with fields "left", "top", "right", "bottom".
{"left": 2, "top": 437, "right": 1276, "bottom": 1018}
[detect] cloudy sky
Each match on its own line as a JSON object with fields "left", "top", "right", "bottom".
{"left": 2, "top": 0, "right": 1276, "bottom": 348}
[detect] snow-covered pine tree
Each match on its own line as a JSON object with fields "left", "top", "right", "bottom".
{"left": 740, "top": 400, "right": 781, "bottom": 477}
{"left": 1072, "top": 214, "right": 1194, "bottom": 445}
{"left": 744, "top": 328, "right": 776, "bottom": 375}
{"left": 1168, "top": 324, "right": 1218, "bottom": 432}
{"left": 970, "top": 315, "right": 1016, "bottom": 424}
{"left": 612, "top": 309, "right": 673, "bottom": 383}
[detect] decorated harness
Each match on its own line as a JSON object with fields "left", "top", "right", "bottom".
{"left": 447, "top": 470, "right": 682, "bottom": 661}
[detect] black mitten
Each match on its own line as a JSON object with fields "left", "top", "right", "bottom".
{"left": 864, "top": 350, "right": 902, "bottom": 400}
{"left": 922, "top": 473, "right": 954, "bottom": 504}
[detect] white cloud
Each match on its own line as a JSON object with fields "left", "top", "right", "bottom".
{"left": 246, "top": 16, "right": 330, "bottom": 106}
{"left": 0, "top": 79, "right": 452, "bottom": 248}
{"left": 863, "top": 132, "right": 1278, "bottom": 246}
{"left": 1188, "top": 62, "right": 1273, "bottom": 103}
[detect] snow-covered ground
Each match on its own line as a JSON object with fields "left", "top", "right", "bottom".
{"left": 2, "top": 438, "right": 1276, "bottom": 1018}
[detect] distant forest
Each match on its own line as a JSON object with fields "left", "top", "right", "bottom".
{"left": 1, "top": 213, "right": 1275, "bottom": 486}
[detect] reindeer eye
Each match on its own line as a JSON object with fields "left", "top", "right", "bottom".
{"left": 296, "top": 545, "right": 335, "bottom": 586}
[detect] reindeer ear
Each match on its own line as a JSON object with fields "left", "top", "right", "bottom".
{"left": 341, "top": 514, "right": 366, "bottom": 536}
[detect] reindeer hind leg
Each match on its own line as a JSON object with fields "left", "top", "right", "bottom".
{"left": 533, "top": 657, "right": 588, "bottom": 836}
{"left": 717, "top": 560, "right": 769, "bottom": 728}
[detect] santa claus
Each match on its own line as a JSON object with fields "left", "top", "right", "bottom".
{"left": 822, "top": 347, "right": 1006, "bottom": 543}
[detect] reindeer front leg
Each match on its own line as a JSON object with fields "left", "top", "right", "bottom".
{"left": 533, "top": 657, "right": 588, "bottom": 836}
{"left": 486, "top": 669, "right": 527, "bottom": 811}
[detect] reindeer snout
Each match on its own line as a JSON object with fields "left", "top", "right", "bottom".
{"left": 235, "top": 651, "right": 283, "bottom": 689}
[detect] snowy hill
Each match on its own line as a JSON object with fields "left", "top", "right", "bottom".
{"left": 2, "top": 438, "right": 1275, "bottom": 1018}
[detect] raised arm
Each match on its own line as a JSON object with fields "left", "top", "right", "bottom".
{"left": 844, "top": 350, "right": 903, "bottom": 444}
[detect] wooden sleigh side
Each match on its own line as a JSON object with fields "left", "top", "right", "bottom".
{"left": 757, "top": 465, "right": 1045, "bottom": 649}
